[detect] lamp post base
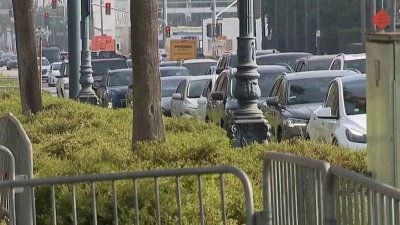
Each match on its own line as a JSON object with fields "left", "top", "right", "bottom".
{"left": 77, "top": 92, "right": 98, "bottom": 105}
{"left": 227, "top": 114, "right": 270, "bottom": 147}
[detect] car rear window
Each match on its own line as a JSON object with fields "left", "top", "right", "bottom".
{"left": 92, "top": 60, "right": 128, "bottom": 75}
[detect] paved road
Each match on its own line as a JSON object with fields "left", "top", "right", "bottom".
{"left": 0, "top": 67, "right": 57, "bottom": 96}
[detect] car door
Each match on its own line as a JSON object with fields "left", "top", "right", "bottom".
{"left": 320, "top": 82, "right": 340, "bottom": 144}
{"left": 208, "top": 75, "right": 224, "bottom": 124}
{"left": 97, "top": 74, "right": 108, "bottom": 105}
{"left": 196, "top": 80, "right": 212, "bottom": 120}
{"left": 170, "top": 81, "right": 184, "bottom": 117}
{"left": 215, "top": 75, "right": 229, "bottom": 126}
{"left": 265, "top": 77, "right": 284, "bottom": 135}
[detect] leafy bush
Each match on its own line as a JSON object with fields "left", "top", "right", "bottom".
{"left": 0, "top": 91, "right": 367, "bottom": 225}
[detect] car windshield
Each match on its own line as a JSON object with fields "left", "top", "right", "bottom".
{"left": 92, "top": 60, "right": 128, "bottom": 75}
{"left": 183, "top": 62, "right": 216, "bottom": 76}
{"left": 343, "top": 80, "right": 366, "bottom": 115}
{"left": 162, "top": 78, "right": 185, "bottom": 97}
{"left": 39, "top": 59, "right": 50, "bottom": 66}
{"left": 187, "top": 79, "right": 209, "bottom": 98}
{"left": 308, "top": 59, "right": 333, "bottom": 70}
{"left": 160, "top": 68, "right": 191, "bottom": 77}
{"left": 231, "top": 72, "right": 281, "bottom": 97}
{"left": 287, "top": 77, "right": 335, "bottom": 105}
{"left": 108, "top": 71, "right": 132, "bottom": 86}
{"left": 344, "top": 59, "right": 366, "bottom": 73}
{"left": 52, "top": 63, "right": 62, "bottom": 70}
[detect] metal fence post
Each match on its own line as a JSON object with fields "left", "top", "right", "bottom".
{"left": 323, "top": 171, "right": 338, "bottom": 225}
{"left": 261, "top": 157, "right": 273, "bottom": 225}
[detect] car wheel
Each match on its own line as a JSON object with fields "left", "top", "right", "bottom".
{"left": 305, "top": 133, "right": 310, "bottom": 140}
{"left": 220, "top": 119, "right": 224, "bottom": 129}
{"left": 6, "top": 67, "right": 10, "bottom": 70}
{"left": 332, "top": 138, "right": 338, "bottom": 146}
{"left": 277, "top": 127, "right": 283, "bottom": 143}
{"left": 205, "top": 116, "right": 210, "bottom": 123}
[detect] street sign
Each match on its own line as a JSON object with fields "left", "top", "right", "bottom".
{"left": 35, "top": 27, "right": 50, "bottom": 37}
{"left": 373, "top": 9, "right": 391, "bottom": 30}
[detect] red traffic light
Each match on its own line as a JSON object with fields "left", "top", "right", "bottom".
{"left": 105, "top": 2, "right": 111, "bottom": 15}
{"left": 166, "top": 25, "right": 171, "bottom": 38}
{"left": 51, "top": 0, "right": 57, "bottom": 9}
{"left": 44, "top": 12, "right": 49, "bottom": 18}
{"left": 165, "top": 26, "right": 170, "bottom": 32}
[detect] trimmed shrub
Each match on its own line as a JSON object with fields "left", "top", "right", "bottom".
{"left": 0, "top": 91, "right": 367, "bottom": 225}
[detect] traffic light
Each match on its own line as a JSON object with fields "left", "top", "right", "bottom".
{"left": 44, "top": 12, "right": 49, "bottom": 26}
{"left": 105, "top": 2, "right": 111, "bottom": 15}
{"left": 216, "top": 23, "right": 222, "bottom": 36}
{"left": 166, "top": 25, "right": 170, "bottom": 38}
{"left": 51, "top": 0, "right": 57, "bottom": 9}
{"left": 206, "top": 23, "right": 213, "bottom": 38}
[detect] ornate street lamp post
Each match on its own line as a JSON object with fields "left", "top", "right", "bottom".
{"left": 78, "top": 0, "right": 98, "bottom": 104}
{"left": 227, "top": 0, "right": 270, "bottom": 147}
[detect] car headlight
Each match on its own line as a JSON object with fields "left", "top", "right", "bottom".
{"left": 345, "top": 128, "right": 367, "bottom": 143}
{"left": 283, "top": 118, "right": 308, "bottom": 128}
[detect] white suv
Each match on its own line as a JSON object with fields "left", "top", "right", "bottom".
{"left": 38, "top": 57, "right": 51, "bottom": 81}
{"left": 329, "top": 53, "right": 366, "bottom": 74}
{"left": 306, "top": 74, "right": 366, "bottom": 149}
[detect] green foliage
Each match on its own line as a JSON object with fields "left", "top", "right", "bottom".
{"left": 0, "top": 91, "right": 368, "bottom": 225}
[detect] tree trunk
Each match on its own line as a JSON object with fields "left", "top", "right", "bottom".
{"left": 131, "top": 0, "right": 165, "bottom": 147}
{"left": 12, "top": 0, "right": 42, "bottom": 114}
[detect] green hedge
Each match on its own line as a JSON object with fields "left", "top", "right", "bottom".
{"left": 0, "top": 91, "right": 367, "bottom": 225}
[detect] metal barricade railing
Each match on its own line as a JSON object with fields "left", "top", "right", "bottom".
{"left": 0, "top": 166, "right": 255, "bottom": 225}
{"left": 329, "top": 166, "right": 400, "bottom": 225}
{"left": 0, "top": 78, "right": 19, "bottom": 90}
{"left": 263, "top": 152, "right": 330, "bottom": 225}
{"left": 0, "top": 145, "right": 15, "bottom": 225}
{"left": 261, "top": 152, "right": 400, "bottom": 225}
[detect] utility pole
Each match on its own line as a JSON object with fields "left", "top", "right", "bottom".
{"left": 227, "top": 0, "right": 269, "bottom": 147}
{"left": 361, "top": 0, "right": 366, "bottom": 51}
{"left": 78, "top": 0, "right": 97, "bottom": 103}
{"left": 285, "top": 0, "right": 289, "bottom": 51}
{"left": 388, "top": 0, "right": 396, "bottom": 31}
{"left": 211, "top": 0, "right": 217, "bottom": 58}
{"left": 316, "top": 0, "right": 320, "bottom": 55}
{"left": 304, "top": 0, "right": 308, "bottom": 52}
{"left": 100, "top": 0, "right": 104, "bottom": 35}
{"left": 163, "top": 0, "right": 167, "bottom": 50}
{"left": 67, "top": 0, "right": 81, "bottom": 99}
{"left": 62, "top": 0, "right": 66, "bottom": 50}
{"left": 274, "top": 0, "right": 278, "bottom": 49}
{"left": 371, "top": 0, "right": 376, "bottom": 31}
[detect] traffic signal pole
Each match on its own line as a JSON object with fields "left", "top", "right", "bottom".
{"left": 163, "top": 0, "right": 167, "bottom": 50}
{"left": 211, "top": 0, "right": 217, "bottom": 58}
{"left": 100, "top": 0, "right": 104, "bottom": 35}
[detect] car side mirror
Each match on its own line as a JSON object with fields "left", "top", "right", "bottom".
{"left": 216, "top": 68, "right": 224, "bottom": 74}
{"left": 172, "top": 93, "right": 183, "bottom": 100}
{"left": 316, "top": 107, "right": 339, "bottom": 119}
{"left": 211, "top": 92, "right": 224, "bottom": 101}
{"left": 266, "top": 96, "right": 279, "bottom": 107}
{"left": 197, "top": 97, "right": 207, "bottom": 105}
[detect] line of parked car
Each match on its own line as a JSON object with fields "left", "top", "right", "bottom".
{"left": 51, "top": 50, "right": 367, "bottom": 150}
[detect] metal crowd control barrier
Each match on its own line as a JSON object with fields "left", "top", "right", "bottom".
{"left": 0, "top": 145, "right": 15, "bottom": 225}
{"left": 329, "top": 166, "right": 400, "bottom": 225}
{"left": 0, "top": 166, "right": 254, "bottom": 225}
{"left": 0, "top": 113, "right": 34, "bottom": 225}
{"left": 262, "top": 152, "right": 400, "bottom": 225}
{"left": 262, "top": 152, "right": 330, "bottom": 225}
{"left": 0, "top": 78, "right": 19, "bottom": 90}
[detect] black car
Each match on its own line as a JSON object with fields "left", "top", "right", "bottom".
{"left": 42, "top": 47, "right": 61, "bottom": 64}
{"left": 256, "top": 52, "right": 313, "bottom": 71}
{"left": 0, "top": 52, "right": 14, "bottom": 67}
{"left": 91, "top": 58, "right": 129, "bottom": 84}
{"left": 206, "top": 65, "right": 291, "bottom": 129}
{"left": 160, "top": 66, "right": 191, "bottom": 77}
{"left": 96, "top": 69, "right": 132, "bottom": 108}
{"left": 293, "top": 55, "right": 336, "bottom": 72}
{"left": 263, "top": 70, "right": 358, "bottom": 142}
{"left": 6, "top": 55, "right": 18, "bottom": 70}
